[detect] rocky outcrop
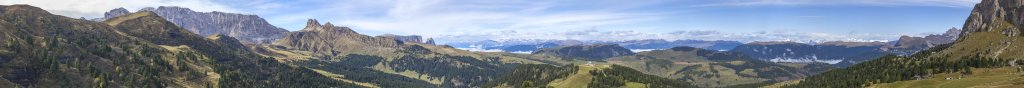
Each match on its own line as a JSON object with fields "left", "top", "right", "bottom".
{"left": 890, "top": 28, "right": 960, "bottom": 54}
{"left": 99, "top": 6, "right": 288, "bottom": 44}
{"left": 274, "top": 19, "right": 403, "bottom": 56}
{"left": 377, "top": 34, "right": 424, "bottom": 44}
{"left": 532, "top": 44, "right": 635, "bottom": 60}
{"left": 425, "top": 38, "right": 436, "bottom": 45}
{"left": 961, "top": 0, "right": 1024, "bottom": 38}
{"left": 96, "top": 7, "right": 129, "bottom": 21}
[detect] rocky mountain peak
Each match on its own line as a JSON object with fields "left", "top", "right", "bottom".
{"left": 944, "top": 27, "right": 962, "bottom": 37}
{"left": 323, "top": 22, "right": 335, "bottom": 28}
{"left": 425, "top": 38, "right": 436, "bottom": 45}
{"left": 377, "top": 34, "right": 424, "bottom": 44}
{"left": 305, "top": 19, "right": 321, "bottom": 29}
{"left": 104, "top": 7, "right": 129, "bottom": 19}
{"left": 961, "top": 0, "right": 1024, "bottom": 37}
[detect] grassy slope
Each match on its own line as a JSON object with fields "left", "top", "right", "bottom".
{"left": 869, "top": 67, "right": 1024, "bottom": 88}
{"left": 865, "top": 20, "right": 1024, "bottom": 88}
{"left": 260, "top": 43, "right": 550, "bottom": 87}
{"left": 546, "top": 64, "right": 609, "bottom": 88}
{"left": 782, "top": 26, "right": 1024, "bottom": 87}
{"left": 310, "top": 69, "right": 380, "bottom": 88}
{"left": 603, "top": 48, "right": 811, "bottom": 87}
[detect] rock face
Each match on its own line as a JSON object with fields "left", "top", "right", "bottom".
{"left": 425, "top": 38, "right": 436, "bottom": 45}
{"left": 274, "top": 19, "right": 403, "bottom": 56}
{"left": 532, "top": 44, "right": 635, "bottom": 60}
{"left": 99, "top": 8, "right": 129, "bottom": 21}
{"left": 377, "top": 34, "right": 424, "bottom": 44}
{"left": 892, "top": 28, "right": 960, "bottom": 52}
{"left": 100, "top": 6, "right": 288, "bottom": 44}
{"left": 962, "top": 0, "right": 1024, "bottom": 37}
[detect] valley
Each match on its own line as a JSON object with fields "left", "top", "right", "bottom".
{"left": 1, "top": 0, "right": 1021, "bottom": 88}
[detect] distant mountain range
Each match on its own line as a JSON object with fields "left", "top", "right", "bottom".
{"left": 531, "top": 44, "right": 635, "bottom": 60}
{"left": 447, "top": 39, "right": 743, "bottom": 53}
{"left": 730, "top": 28, "right": 960, "bottom": 67}
{"left": 517, "top": 44, "right": 832, "bottom": 87}
{"left": 449, "top": 28, "right": 958, "bottom": 67}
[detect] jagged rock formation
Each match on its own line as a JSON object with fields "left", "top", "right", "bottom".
{"left": 274, "top": 19, "right": 403, "bottom": 56}
{"left": 377, "top": 34, "right": 425, "bottom": 44}
{"left": 962, "top": 0, "right": 1024, "bottom": 37}
{"left": 892, "top": 28, "right": 961, "bottom": 51}
{"left": 425, "top": 38, "right": 436, "bottom": 45}
{"left": 944, "top": 0, "right": 1024, "bottom": 59}
{"left": 93, "top": 7, "right": 130, "bottom": 21}
{"left": 99, "top": 6, "right": 288, "bottom": 44}
{"left": 532, "top": 44, "right": 635, "bottom": 60}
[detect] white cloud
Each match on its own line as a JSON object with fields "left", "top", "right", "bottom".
{"left": 1, "top": 0, "right": 240, "bottom": 18}
{"left": 698, "top": 0, "right": 981, "bottom": 8}
{"left": 255, "top": 0, "right": 685, "bottom": 36}
{"left": 435, "top": 29, "right": 921, "bottom": 44}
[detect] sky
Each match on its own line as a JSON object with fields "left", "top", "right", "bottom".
{"left": 2, "top": 0, "right": 981, "bottom": 43}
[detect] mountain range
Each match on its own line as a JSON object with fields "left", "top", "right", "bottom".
{"left": 782, "top": 0, "right": 1024, "bottom": 87}
{"left": 96, "top": 6, "right": 289, "bottom": 44}
{"left": 448, "top": 39, "right": 743, "bottom": 53}
{"left": 730, "top": 28, "right": 961, "bottom": 67}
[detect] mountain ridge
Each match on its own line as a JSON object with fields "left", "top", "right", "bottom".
{"left": 99, "top": 6, "right": 289, "bottom": 44}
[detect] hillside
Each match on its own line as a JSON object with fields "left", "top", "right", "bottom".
{"left": 0, "top": 5, "right": 360, "bottom": 87}
{"left": 263, "top": 19, "right": 552, "bottom": 87}
{"left": 532, "top": 44, "right": 635, "bottom": 60}
{"left": 485, "top": 64, "right": 698, "bottom": 88}
{"left": 607, "top": 46, "right": 831, "bottom": 87}
{"left": 783, "top": 0, "right": 1024, "bottom": 87}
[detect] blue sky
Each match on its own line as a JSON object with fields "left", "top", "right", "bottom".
{"left": 3, "top": 0, "right": 980, "bottom": 43}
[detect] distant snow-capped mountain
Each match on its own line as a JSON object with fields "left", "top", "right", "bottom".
{"left": 730, "top": 28, "right": 961, "bottom": 67}
{"left": 446, "top": 39, "right": 743, "bottom": 53}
